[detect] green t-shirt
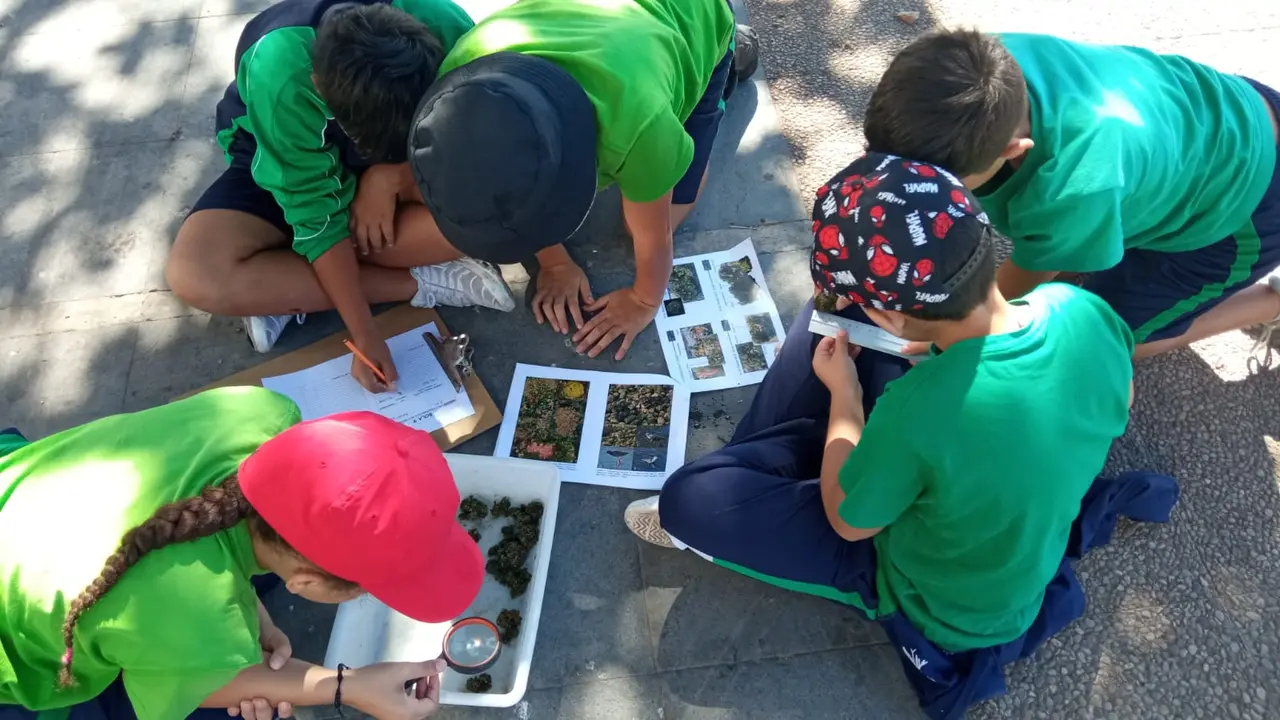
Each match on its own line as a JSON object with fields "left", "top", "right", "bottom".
{"left": 437, "top": 0, "right": 736, "bottom": 203}
{"left": 976, "top": 33, "right": 1276, "bottom": 273}
{"left": 216, "top": 0, "right": 475, "bottom": 262}
{"left": 837, "top": 284, "right": 1134, "bottom": 651}
{"left": 0, "top": 387, "right": 302, "bottom": 719}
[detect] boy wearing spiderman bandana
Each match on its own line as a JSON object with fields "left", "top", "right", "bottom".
{"left": 623, "top": 154, "right": 1180, "bottom": 718}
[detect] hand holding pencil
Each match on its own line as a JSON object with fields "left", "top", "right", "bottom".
{"left": 345, "top": 338, "right": 399, "bottom": 393}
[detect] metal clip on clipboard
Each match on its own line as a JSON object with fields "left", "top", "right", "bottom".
{"left": 424, "top": 332, "right": 475, "bottom": 393}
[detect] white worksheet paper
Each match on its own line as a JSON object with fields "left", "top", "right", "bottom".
{"left": 261, "top": 323, "right": 475, "bottom": 432}
{"left": 494, "top": 363, "right": 691, "bottom": 491}
{"left": 655, "top": 238, "right": 787, "bottom": 392}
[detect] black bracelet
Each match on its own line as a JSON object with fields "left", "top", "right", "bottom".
{"left": 335, "top": 664, "right": 349, "bottom": 718}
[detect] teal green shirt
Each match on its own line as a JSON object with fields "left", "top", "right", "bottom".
{"left": 438, "top": 0, "right": 736, "bottom": 203}
{"left": 215, "top": 0, "right": 475, "bottom": 261}
{"left": 837, "top": 284, "right": 1134, "bottom": 651}
{"left": 977, "top": 33, "right": 1276, "bottom": 273}
{"left": 0, "top": 388, "right": 301, "bottom": 719}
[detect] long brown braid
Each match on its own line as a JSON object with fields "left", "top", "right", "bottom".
{"left": 58, "top": 476, "right": 254, "bottom": 688}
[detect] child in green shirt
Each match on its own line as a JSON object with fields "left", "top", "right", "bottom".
{"left": 863, "top": 30, "right": 1280, "bottom": 361}
{"left": 0, "top": 388, "right": 482, "bottom": 719}
{"left": 404, "top": 0, "right": 749, "bottom": 360}
{"left": 166, "top": 0, "right": 516, "bottom": 395}
{"left": 623, "top": 154, "right": 1179, "bottom": 716}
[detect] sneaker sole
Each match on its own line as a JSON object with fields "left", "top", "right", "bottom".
{"left": 624, "top": 504, "right": 676, "bottom": 548}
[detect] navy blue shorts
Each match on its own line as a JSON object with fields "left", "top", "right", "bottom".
{"left": 1083, "top": 78, "right": 1280, "bottom": 343}
{"left": 189, "top": 159, "right": 290, "bottom": 236}
{"left": 672, "top": 47, "right": 733, "bottom": 206}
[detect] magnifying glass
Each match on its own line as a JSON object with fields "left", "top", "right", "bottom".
{"left": 441, "top": 616, "right": 502, "bottom": 674}
{"left": 404, "top": 616, "right": 503, "bottom": 698}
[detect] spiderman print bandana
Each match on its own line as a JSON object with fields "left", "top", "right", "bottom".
{"left": 810, "top": 152, "right": 992, "bottom": 312}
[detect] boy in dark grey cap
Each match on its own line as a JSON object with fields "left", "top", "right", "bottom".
{"left": 407, "top": 0, "right": 750, "bottom": 360}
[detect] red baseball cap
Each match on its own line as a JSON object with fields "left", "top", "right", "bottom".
{"left": 239, "top": 412, "right": 484, "bottom": 623}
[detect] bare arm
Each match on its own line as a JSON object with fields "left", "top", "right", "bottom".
{"left": 621, "top": 193, "right": 675, "bottom": 306}
{"left": 201, "top": 659, "right": 338, "bottom": 709}
{"left": 820, "top": 393, "right": 882, "bottom": 543}
{"left": 536, "top": 243, "right": 574, "bottom": 268}
{"left": 313, "top": 242, "right": 399, "bottom": 391}
{"left": 313, "top": 243, "right": 379, "bottom": 347}
{"left": 996, "top": 258, "right": 1059, "bottom": 300}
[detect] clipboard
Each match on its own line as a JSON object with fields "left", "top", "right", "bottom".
{"left": 190, "top": 306, "right": 502, "bottom": 451}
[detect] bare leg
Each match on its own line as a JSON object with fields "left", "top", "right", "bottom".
{"left": 1134, "top": 283, "right": 1280, "bottom": 359}
{"left": 362, "top": 203, "right": 466, "bottom": 269}
{"left": 166, "top": 209, "right": 417, "bottom": 317}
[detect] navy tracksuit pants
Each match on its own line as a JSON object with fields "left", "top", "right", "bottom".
{"left": 656, "top": 300, "right": 1180, "bottom": 719}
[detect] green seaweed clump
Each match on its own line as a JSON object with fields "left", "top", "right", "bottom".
{"left": 491, "top": 496, "right": 513, "bottom": 518}
{"left": 485, "top": 500, "right": 543, "bottom": 598}
{"left": 458, "top": 496, "right": 489, "bottom": 522}
{"left": 497, "top": 609, "right": 522, "bottom": 643}
{"left": 464, "top": 674, "right": 493, "bottom": 693}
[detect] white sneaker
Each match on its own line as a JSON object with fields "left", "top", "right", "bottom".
{"left": 1250, "top": 273, "right": 1280, "bottom": 369}
{"left": 410, "top": 258, "right": 515, "bottom": 312}
{"left": 624, "top": 495, "right": 675, "bottom": 548}
{"left": 243, "top": 314, "right": 304, "bottom": 354}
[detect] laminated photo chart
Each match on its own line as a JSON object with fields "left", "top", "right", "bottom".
{"left": 261, "top": 323, "right": 475, "bottom": 432}
{"left": 495, "top": 363, "right": 691, "bottom": 491}
{"left": 655, "top": 238, "right": 787, "bottom": 392}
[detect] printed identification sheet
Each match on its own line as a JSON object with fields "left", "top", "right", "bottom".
{"left": 656, "top": 238, "right": 787, "bottom": 391}
{"left": 262, "top": 323, "right": 475, "bottom": 432}
{"left": 495, "top": 363, "right": 691, "bottom": 491}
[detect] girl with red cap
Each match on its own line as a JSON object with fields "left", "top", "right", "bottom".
{"left": 0, "top": 387, "right": 483, "bottom": 720}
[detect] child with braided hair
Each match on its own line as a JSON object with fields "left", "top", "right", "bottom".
{"left": 0, "top": 387, "right": 484, "bottom": 720}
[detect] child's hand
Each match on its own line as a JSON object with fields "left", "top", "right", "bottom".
{"left": 351, "top": 337, "right": 400, "bottom": 393}
{"left": 573, "top": 287, "right": 660, "bottom": 360}
{"left": 812, "top": 330, "right": 862, "bottom": 400}
{"left": 534, "top": 259, "right": 594, "bottom": 334}
{"left": 346, "top": 659, "right": 446, "bottom": 720}
{"left": 227, "top": 697, "right": 293, "bottom": 719}
{"left": 350, "top": 164, "right": 401, "bottom": 256}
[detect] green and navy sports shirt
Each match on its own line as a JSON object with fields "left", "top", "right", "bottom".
{"left": 214, "top": 0, "right": 474, "bottom": 262}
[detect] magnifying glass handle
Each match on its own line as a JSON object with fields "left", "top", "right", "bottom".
{"left": 405, "top": 670, "right": 440, "bottom": 700}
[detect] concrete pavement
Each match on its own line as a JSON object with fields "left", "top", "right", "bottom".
{"left": 2, "top": 0, "right": 1280, "bottom": 716}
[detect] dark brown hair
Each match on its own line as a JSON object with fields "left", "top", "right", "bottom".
{"left": 313, "top": 3, "right": 446, "bottom": 163}
{"left": 58, "top": 477, "right": 357, "bottom": 687}
{"left": 864, "top": 29, "right": 1027, "bottom": 177}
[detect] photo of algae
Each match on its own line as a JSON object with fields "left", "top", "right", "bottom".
{"left": 668, "top": 263, "right": 705, "bottom": 302}
{"left": 718, "top": 256, "right": 761, "bottom": 305}
{"left": 513, "top": 378, "right": 590, "bottom": 463}
{"left": 736, "top": 342, "right": 769, "bottom": 373}
{"left": 745, "top": 313, "right": 778, "bottom": 344}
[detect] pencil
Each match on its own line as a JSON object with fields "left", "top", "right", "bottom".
{"left": 343, "top": 339, "right": 390, "bottom": 386}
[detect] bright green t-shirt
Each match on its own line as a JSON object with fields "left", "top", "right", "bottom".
{"left": 216, "top": 0, "right": 475, "bottom": 262}
{"left": 976, "top": 33, "right": 1276, "bottom": 273}
{"left": 837, "top": 284, "right": 1134, "bottom": 651}
{"left": 437, "top": 0, "right": 736, "bottom": 203}
{"left": 0, "top": 387, "right": 302, "bottom": 719}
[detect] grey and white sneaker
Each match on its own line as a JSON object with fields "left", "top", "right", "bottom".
{"left": 624, "top": 495, "right": 675, "bottom": 548}
{"left": 1250, "top": 272, "right": 1280, "bottom": 370}
{"left": 243, "top": 313, "right": 305, "bottom": 354}
{"left": 410, "top": 258, "right": 515, "bottom": 312}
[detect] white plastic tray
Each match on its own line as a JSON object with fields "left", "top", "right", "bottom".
{"left": 322, "top": 454, "right": 561, "bottom": 708}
